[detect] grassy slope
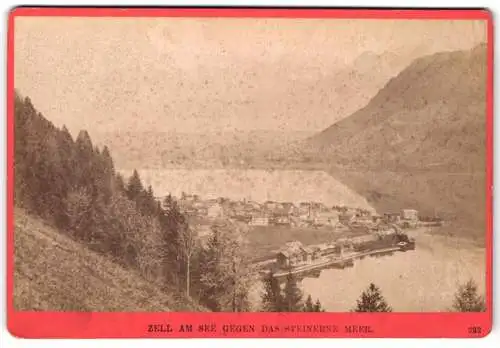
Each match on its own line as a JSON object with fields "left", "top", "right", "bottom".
{"left": 306, "top": 44, "right": 487, "bottom": 242}
{"left": 14, "top": 209, "right": 205, "bottom": 311}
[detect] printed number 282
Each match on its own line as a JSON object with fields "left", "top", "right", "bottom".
{"left": 468, "top": 326, "right": 482, "bottom": 335}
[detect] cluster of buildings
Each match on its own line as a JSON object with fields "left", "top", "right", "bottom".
{"left": 160, "top": 193, "right": 422, "bottom": 232}
{"left": 163, "top": 193, "right": 344, "bottom": 228}
{"left": 161, "top": 194, "right": 419, "bottom": 243}
{"left": 276, "top": 241, "right": 341, "bottom": 269}
{"left": 274, "top": 225, "right": 411, "bottom": 270}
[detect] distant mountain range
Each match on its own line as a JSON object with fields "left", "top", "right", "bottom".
{"left": 305, "top": 43, "right": 488, "bottom": 242}
{"left": 92, "top": 49, "right": 415, "bottom": 171}
{"left": 95, "top": 44, "right": 488, "bottom": 242}
{"left": 93, "top": 130, "right": 315, "bottom": 170}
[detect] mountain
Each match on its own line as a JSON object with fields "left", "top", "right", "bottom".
{"left": 307, "top": 44, "right": 488, "bottom": 241}
{"left": 14, "top": 209, "right": 205, "bottom": 311}
{"left": 92, "top": 130, "right": 315, "bottom": 170}
{"left": 89, "top": 50, "right": 415, "bottom": 171}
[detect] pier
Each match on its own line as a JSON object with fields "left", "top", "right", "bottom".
{"left": 259, "top": 243, "right": 413, "bottom": 279}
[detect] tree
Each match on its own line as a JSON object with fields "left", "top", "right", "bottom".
{"left": 199, "top": 219, "right": 251, "bottom": 312}
{"left": 74, "top": 130, "right": 94, "bottom": 190}
{"left": 143, "top": 185, "right": 158, "bottom": 216}
{"left": 163, "top": 194, "right": 174, "bottom": 210}
{"left": 158, "top": 197, "right": 186, "bottom": 286}
{"left": 261, "top": 271, "right": 284, "bottom": 312}
{"left": 302, "top": 295, "right": 324, "bottom": 312}
{"left": 313, "top": 299, "right": 324, "bottom": 312}
{"left": 303, "top": 295, "right": 314, "bottom": 312}
{"left": 126, "top": 169, "right": 144, "bottom": 202}
{"left": 64, "top": 187, "right": 93, "bottom": 242}
{"left": 178, "top": 225, "right": 197, "bottom": 297}
{"left": 352, "top": 283, "right": 392, "bottom": 312}
{"left": 114, "top": 173, "right": 126, "bottom": 194}
{"left": 283, "top": 271, "right": 303, "bottom": 312}
{"left": 14, "top": 92, "right": 205, "bottom": 306}
{"left": 451, "top": 279, "right": 486, "bottom": 312}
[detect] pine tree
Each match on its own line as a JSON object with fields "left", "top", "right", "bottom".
{"left": 303, "top": 294, "right": 314, "bottom": 312}
{"left": 73, "top": 130, "right": 96, "bottom": 206}
{"left": 144, "top": 185, "right": 157, "bottom": 216}
{"left": 352, "top": 283, "right": 392, "bottom": 312}
{"left": 126, "top": 169, "right": 144, "bottom": 202}
{"left": 101, "top": 146, "right": 115, "bottom": 174}
{"left": 163, "top": 194, "right": 174, "bottom": 212}
{"left": 451, "top": 279, "right": 486, "bottom": 312}
{"left": 302, "top": 295, "right": 324, "bottom": 312}
{"left": 158, "top": 197, "right": 186, "bottom": 285}
{"left": 261, "top": 271, "right": 283, "bottom": 312}
{"left": 98, "top": 145, "right": 115, "bottom": 203}
{"left": 199, "top": 220, "right": 251, "bottom": 312}
{"left": 313, "top": 299, "right": 325, "bottom": 312}
{"left": 283, "top": 271, "right": 303, "bottom": 312}
{"left": 13, "top": 92, "right": 202, "bottom": 303}
{"left": 114, "top": 173, "right": 126, "bottom": 193}
{"left": 178, "top": 226, "right": 197, "bottom": 297}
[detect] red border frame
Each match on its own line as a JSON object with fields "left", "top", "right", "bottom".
{"left": 6, "top": 7, "right": 494, "bottom": 339}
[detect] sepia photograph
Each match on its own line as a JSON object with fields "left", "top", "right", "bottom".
{"left": 10, "top": 9, "right": 490, "bottom": 323}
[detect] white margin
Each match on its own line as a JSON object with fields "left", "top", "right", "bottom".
{"left": 1, "top": 1, "right": 498, "bottom": 347}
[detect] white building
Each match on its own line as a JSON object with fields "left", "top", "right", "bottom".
{"left": 207, "top": 203, "right": 224, "bottom": 219}
{"left": 249, "top": 215, "right": 269, "bottom": 226}
{"left": 401, "top": 209, "right": 419, "bottom": 221}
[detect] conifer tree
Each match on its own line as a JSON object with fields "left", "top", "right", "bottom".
{"left": 126, "top": 169, "right": 144, "bottom": 202}
{"left": 13, "top": 92, "right": 205, "bottom": 305}
{"left": 303, "top": 294, "right": 314, "bottom": 312}
{"left": 199, "top": 220, "right": 251, "bottom": 312}
{"left": 352, "top": 283, "right": 392, "bottom": 312}
{"left": 451, "top": 279, "right": 486, "bottom": 312}
{"left": 114, "top": 173, "right": 126, "bottom": 193}
{"left": 313, "top": 299, "right": 324, "bottom": 312}
{"left": 158, "top": 197, "right": 185, "bottom": 284}
{"left": 283, "top": 271, "right": 303, "bottom": 312}
{"left": 261, "top": 271, "right": 283, "bottom": 312}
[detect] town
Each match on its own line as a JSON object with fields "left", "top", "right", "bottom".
{"left": 157, "top": 193, "right": 444, "bottom": 277}
{"left": 160, "top": 192, "right": 441, "bottom": 234}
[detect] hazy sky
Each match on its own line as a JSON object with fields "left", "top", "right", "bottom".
{"left": 14, "top": 17, "right": 487, "bottom": 136}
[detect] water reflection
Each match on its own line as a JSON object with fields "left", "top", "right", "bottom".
{"left": 252, "top": 231, "right": 486, "bottom": 312}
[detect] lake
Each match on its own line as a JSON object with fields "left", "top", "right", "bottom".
{"left": 119, "top": 169, "right": 374, "bottom": 209}
{"left": 120, "top": 168, "right": 486, "bottom": 312}
{"left": 250, "top": 228, "right": 486, "bottom": 312}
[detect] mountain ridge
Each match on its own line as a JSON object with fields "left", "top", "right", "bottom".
{"left": 306, "top": 43, "right": 488, "bottom": 241}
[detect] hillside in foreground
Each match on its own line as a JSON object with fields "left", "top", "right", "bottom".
{"left": 14, "top": 209, "right": 204, "bottom": 312}
{"left": 306, "top": 44, "right": 488, "bottom": 242}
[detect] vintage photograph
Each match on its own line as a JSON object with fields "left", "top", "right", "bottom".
{"left": 13, "top": 15, "right": 488, "bottom": 313}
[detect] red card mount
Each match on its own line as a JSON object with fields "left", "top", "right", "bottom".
{"left": 6, "top": 7, "right": 493, "bottom": 339}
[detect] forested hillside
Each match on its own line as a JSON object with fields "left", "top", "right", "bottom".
{"left": 14, "top": 90, "right": 190, "bottom": 282}
{"left": 14, "top": 92, "right": 259, "bottom": 311}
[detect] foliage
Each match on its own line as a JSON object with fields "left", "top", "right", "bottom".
{"left": 352, "top": 283, "right": 392, "bottom": 312}
{"left": 199, "top": 219, "right": 252, "bottom": 312}
{"left": 12, "top": 91, "right": 192, "bottom": 296}
{"left": 451, "top": 279, "right": 486, "bottom": 312}
{"left": 261, "top": 271, "right": 284, "bottom": 312}
{"left": 313, "top": 298, "right": 324, "bottom": 312}
{"left": 177, "top": 226, "right": 198, "bottom": 297}
{"left": 303, "top": 295, "right": 314, "bottom": 312}
{"left": 283, "top": 271, "right": 303, "bottom": 312}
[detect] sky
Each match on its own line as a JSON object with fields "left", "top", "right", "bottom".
{"left": 14, "top": 17, "right": 487, "bottom": 137}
